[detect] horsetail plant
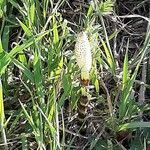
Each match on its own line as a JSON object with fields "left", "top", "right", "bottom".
{"left": 75, "top": 31, "right": 92, "bottom": 131}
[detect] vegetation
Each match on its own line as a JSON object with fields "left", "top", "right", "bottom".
{"left": 0, "top": 0, "right": 150, "bottom": 149}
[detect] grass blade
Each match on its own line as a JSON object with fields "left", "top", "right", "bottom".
{"left": 0, "top": 78, "right": 8, "bottom": 149}
{"left": 0, "top": 30, "right": 49, "bottom": 75}
{"left": 119, "top": 122, "right": 150, "bottom": 131}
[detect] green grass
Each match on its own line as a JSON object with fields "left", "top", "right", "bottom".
{"left": 0, "top": 0, "right": 150, "bottom": 149}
